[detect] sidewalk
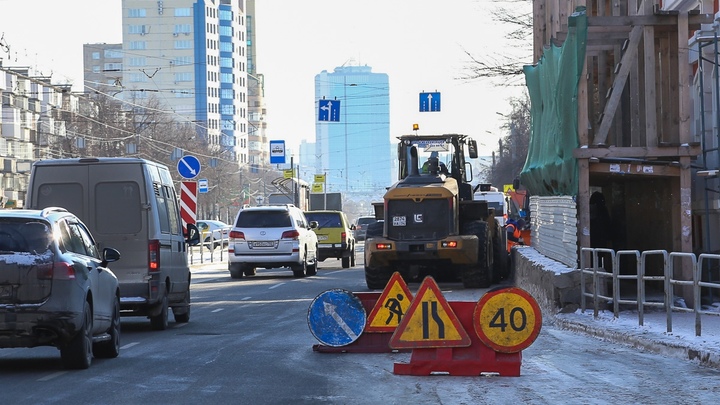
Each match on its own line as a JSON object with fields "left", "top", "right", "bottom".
{"left": 553, "top": 298, "right": 720, "bottom": 369}
{"left": 514, "top": 246, "right": 720, "bottom": 369}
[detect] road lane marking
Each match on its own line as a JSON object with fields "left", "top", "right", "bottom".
{"left": 325, "top": 270, "right": 345, "bottom": 275}
{"left": 269, "top": 283, "right": 286, "bottom": 290}
{"left": 241, "top": 297, "right": 251, "bottom": 300}
{"left": 121, "top": 342, "right": 140, "bottom": 350}
{"left": 212, "top": 308, "right": 224, "bottom": 313}
{"left": 38, "top": 371, "right": 67, "bottom": 381}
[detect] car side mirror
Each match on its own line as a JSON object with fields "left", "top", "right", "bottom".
{"left": 185, "top": 223, "right": 201, "bottom": 245}
{"left": 309, "top": 221, "right": 318, "bottom": 229}
{"left": 101, "top": 247, "right": 121, "bottom": 267}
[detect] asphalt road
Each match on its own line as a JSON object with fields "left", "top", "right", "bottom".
{"left": 0, "top": 252, "right": 718, "bottom": 404}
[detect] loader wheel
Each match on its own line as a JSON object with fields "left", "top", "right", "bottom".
{"left": 461, "top": 220, "right": 493, "bottom": 288}
{"left": 492, "top": 228, "right": 509, "bottom": 282}
{"left": 365, "top": 264, "right": 393, "bottom": 290}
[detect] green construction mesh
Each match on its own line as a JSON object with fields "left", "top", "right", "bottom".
{"left": 520, "top": 7, "right": 587, "bottom": 196}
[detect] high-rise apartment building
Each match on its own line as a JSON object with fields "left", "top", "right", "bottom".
{"left": 314, "top": 65, "right": 391, "bottom": 195}
{"left": 245, "top": 0, "right": 268, "bottom": 169}
{"left": 83, "top": 43, "right": 124, "bottom": 96}
{"left": 119, "top": 0, "right": 248, "bottom": 161}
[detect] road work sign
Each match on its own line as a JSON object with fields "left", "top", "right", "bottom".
{"left": 389, "top": 277, "right": 470, "bottom": 349}
{"left": 365, "top": 272, "right": 414, "bottom": 333}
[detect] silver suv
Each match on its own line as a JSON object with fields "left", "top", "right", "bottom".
{"left": 0, "top": 208, "right": 121, "bottom": 369}
{"left": 227, "top": 205, "right": 319, "bottom": 278}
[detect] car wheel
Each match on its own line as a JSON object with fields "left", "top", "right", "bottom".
{"left": 150, "top": 293, "right": 169, "bottom": 331}
{"left": 341, "top": 255, "right": 350, "bottom": 269}
{"left": 306, "top": 253, "right": 317, "bottom": 276}
{"left": 350, "top": 246, "right": 356, "bottom": 267}
{"left": 61, "top": 302, "right": 93, "bottom": 369}
{"left": 229, "top": 262, "right": 243, "bottom": 279}
{"left": 293, "top": 251, "right": 307, "bottom": 278}
{"left": 94, "top": 297, "right": 121, "bottom": 358}
{"left": 243, "top": 266, "right": 256, "bottom": 276}
{"left": 204, "top": 237, "right": 215, "bottom": 251}
{"left": 172, "top": 283, "right": 191, "bottom": 323}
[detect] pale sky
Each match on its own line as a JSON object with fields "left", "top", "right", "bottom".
{"left": 0, "top": 0, "right": 528, "bottom": 155}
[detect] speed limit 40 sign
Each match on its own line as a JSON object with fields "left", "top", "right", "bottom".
{"left": 473, "top": 287, "right": 542, "bottom": 353}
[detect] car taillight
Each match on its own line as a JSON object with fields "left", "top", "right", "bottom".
{"left": 341, "top": 231, "right": 347, "bottom": 241}
{"left": 149, "top": 239, "right": 160, "bottom": 272}
{"left": 281, "top": 230, "right": 300, "bottom": 239}
{"left": 229, "top": 230, "right": 245, "bottom": 240}
{"left": 38, "top": 262, "right": 76, "bottom": 280}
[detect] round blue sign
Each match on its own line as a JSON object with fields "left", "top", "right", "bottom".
{"left": 307, "top": 289, "right": 366, "bottom": 347}
{"left": 177, "top": 155, "right": 201, "bottom": 179}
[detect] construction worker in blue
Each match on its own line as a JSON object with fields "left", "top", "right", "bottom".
{"left": 506, "top": 218, "right": 525, "bottom": 243}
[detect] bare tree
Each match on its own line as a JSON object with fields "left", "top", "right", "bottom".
{"left": 480, "top": 92, "right": 531, "bottom": 186}
{"left": 460, "top": 0, "right": 533, "bottom": 83}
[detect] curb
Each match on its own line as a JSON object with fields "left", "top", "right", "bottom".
{"left": 552, "top": 316, "right": 720, "bottom": 370}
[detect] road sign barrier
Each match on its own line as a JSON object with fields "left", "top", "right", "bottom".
{"left": 389, "top": 277, "right": 470, "bottom": 349}
{"left": 312, "top": 292, "right": 411, "bottom": 354}
{"left": 365, "top": 272, "right": 414, "bottom": 333}
{"left": 474, "top": 287, "right": 542, "bottom": 353}
{"left": 308, "top": 289, "right": 366, "bottom": 347}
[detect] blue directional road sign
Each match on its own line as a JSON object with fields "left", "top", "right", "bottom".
{"left": 419, "top": 92, "right": 441, "bottom": 112}
{"left": 177, "top": 155, "right": 201, "bottom": 179}
{"left": 318, "top": 99, "right": 341, "bottom": 122}
{"left": 307, "top": 289, "right": 366, "bottom": 347}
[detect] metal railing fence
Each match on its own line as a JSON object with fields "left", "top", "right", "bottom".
{"left": 579, "top": 248, "right": 720, "bottom": 336}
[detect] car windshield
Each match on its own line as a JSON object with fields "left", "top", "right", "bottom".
{"left": 357, "top": 218, "right": 376, "bottom": 226}
{"left": 236, "top": 211, "right": 291, "bottom": 228}
{"left": 305, "top": 213, "right": 342, "bottom": 228}
{"left": 0, "top": 219, "right": 52, "bottom": 253}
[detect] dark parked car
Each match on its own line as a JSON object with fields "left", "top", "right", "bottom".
{"left": 353, "top": 216, "right": 378, "bottom": 241}
{"left": 0, "top": 208, "right": 121, "bottom": 369}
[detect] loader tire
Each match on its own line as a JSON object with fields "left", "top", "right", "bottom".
{"left": 461, "top": 220, "right": 493, "bottom": 288}
{"left": 492, "top": 229, "right": 509, "bottom": 282}
{"left": 365, "top": 264, "right": 393, "bottom": 290}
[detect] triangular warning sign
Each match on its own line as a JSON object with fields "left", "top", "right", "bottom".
{"left": 365, "top": 272, "right": 414, "bottom": 333}
{"left": 389, "top": 276, "right": 471, "bottom": 349}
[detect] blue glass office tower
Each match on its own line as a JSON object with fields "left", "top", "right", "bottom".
{"left": 314, "top": 65, "right": 391, "bottom": 195}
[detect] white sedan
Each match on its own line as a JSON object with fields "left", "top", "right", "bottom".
{"left": 196, "top": 220, "right": 231, "bottom": 250}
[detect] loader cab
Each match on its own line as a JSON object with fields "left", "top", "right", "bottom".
{"left": 397, "top": 134, "right": 477, "bottom": 185}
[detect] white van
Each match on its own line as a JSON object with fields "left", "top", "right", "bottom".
{"left": 26, "top": 158, "right": 200, "bottom": 330}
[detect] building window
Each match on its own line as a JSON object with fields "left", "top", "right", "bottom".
{"left": 220, "top": 73, "right": 233, "bottom": 83}
{"left": 219, "top": 26, "right": 232, "bottom": 37}
{"left": 104, "top": 63, "right": 122, "bottom": 71}
{"left": 175, "top": 72, "right": 192, "bottom": 82}
{"left": 220, "top": 42, "right": 232, "bottom": 53}
{"left": 92, "top": 52, "right": 100, "bottom": 60}
{"left": 175, "top": 8, "right": 191, "bottom": 17}
{"left": 174, "top": 24, "right": 191, "bottom": 34}
{"left": 222, "top": 104, "right": 234, "bottom": 115}
{"left": 129, "top": 57, "right": 146, "bottom": 66}
{"left": 174, "top": 40, "right": 192, "bottom": 49}
{"left": 221, "top": 89, "right": 233, "bottom": 99}
{"left": 104, "top": 49, "right": 123, "bottom": 59}
{"left": 129, "top": 41, "right": 146, "bottom": 50}
{"left": 92, "top": 65, "right": 101, "bottom": 73}
{"left": 174, "top": 90, "right": 193, "bottom": 98}
{"left": 220, "top": 57, "right": 232, "bottom": 68}
{"left": 129, "top": 73, "right": 147, "bottom": 83}
{"left": 128, "top": 8, "right": 147, "bottom": 18}
{"left": 174, "top": 56, "right": 192, "bottom": 66}
{"left": 219, "top": 9, "right": 232, "bottom": 20}
{"left": 128, "top": 24, "right": 148, "bottom": 34}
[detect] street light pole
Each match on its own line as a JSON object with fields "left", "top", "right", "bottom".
{"left": 344, "top": 76, "right": 349, "bottom": 192}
